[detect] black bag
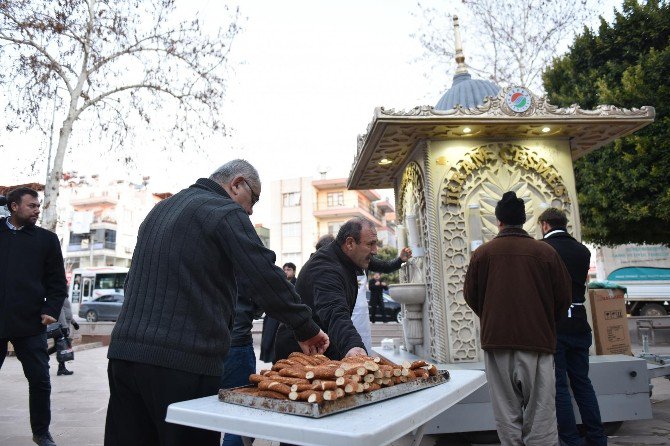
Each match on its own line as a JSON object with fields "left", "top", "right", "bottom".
{"left": 55, "top": 337, "right": 74, "bottom": 362}
{"left": 46, "top": 326, "right": 63, "bottom": 340}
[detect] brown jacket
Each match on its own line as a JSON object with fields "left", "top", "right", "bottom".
{"left": 464, "top": 227, "right": 572, "bottom": 354}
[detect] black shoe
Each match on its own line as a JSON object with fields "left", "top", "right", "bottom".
{"left": 57, "top": 366, "right": 73, "bottom": 376}
{"left": 33, "top": 432, "right": 57, "bottom": 446}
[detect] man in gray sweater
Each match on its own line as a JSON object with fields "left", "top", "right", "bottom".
{"left": 104, "top": 160, "right": 329, "bottom": 446}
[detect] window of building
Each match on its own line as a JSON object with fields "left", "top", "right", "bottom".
{"left": 283, "top": 192, "right": 301, "bottom": 207}
{"left": 94, "top": 273, "right": 126, "bottom": 290}
{"left": 282, "top": 222, "right": 301, "bottom": 237}
{"left": 328, "top": 222, "right": 343, "bottom": 235}
{"left": 327, "top": 192, "right": 344, "bottom": 207}
{"left": 283, "top": 252, "right": 302, "bottom": 265}
{"left": 369, "top": 203, "right": 379, "bottom": 219}
{"left": 69, "top": 232, "right": 87, "bottom": 246}
{"left": 104, "top": 229, "right": 117, "bottom": 244}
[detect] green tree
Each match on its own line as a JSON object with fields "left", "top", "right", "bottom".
{"left": 374, "top": 245, "right": 400, "bottom": 284}
{"left": 543, "top": 0, "right": 670, "bottom": 245}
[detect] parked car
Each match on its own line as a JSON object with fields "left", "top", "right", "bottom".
{"left": 78, "top": 293, "right": 124, "bottom": 322}
{"left": 366, "top": 291, "right": 402, "bottom": 323}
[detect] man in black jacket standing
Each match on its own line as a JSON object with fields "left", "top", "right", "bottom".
{"left": 368, "top": 272, "right": 389, "bottom": 323}
{"left": 539, "top": 207, "right": 607, "bottom": 446}
{"left": 275, "top": 217, "right": 378, "bottom": 361}
{"left": 104, "top": 160, "right": 329, "bottom": 446}
{"left": 0, "top": 187, "right": 67, "bottom": 446}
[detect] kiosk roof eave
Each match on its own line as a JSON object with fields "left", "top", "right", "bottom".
{"left": 348, "top": 104, "right": 655, "bottom": 190}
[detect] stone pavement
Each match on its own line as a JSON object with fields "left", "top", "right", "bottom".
{"left": 1, "top": 343, "right": 670, "bottom": 446}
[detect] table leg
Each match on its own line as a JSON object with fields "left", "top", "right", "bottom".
{"left": 409, "top": 423, "right": 427, "bottom": 446}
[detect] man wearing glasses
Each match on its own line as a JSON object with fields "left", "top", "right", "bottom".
{"left": 105, "top": 159, "right": 329, "bottom": 446}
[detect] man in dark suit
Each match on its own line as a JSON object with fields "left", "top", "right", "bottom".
{"left": 539, "top": 207, "right": 607, "bottom": 446}
{"left": 275, "top": 217, "right": 379, "bottom": 361}
{"left": 0, "top": 187, "right": 67, "bottom": 446}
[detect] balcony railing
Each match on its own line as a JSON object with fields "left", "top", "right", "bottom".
{"left": 67, "top": 241, "right": 116, "bottom": 252}
{"left": 70, "top": 194, "right": 118, "bottom": 206}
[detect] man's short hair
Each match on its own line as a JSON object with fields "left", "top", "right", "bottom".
{"left": 5, "top": 187, "right": 39, "bottom": 214}
{"left": 538, "top": 207, "right": 568, "bottom": 228}
{"left": 210, "top": 159, "right": 260, "bottom": 190}
{"left": 282, "top": 262, "right": 296, "bottom": 271}
{"left": 335, "top": 217, "right": 375, "bottom": 245}
{"left": 315, "top": 234, "right": 335, "bottom": 250}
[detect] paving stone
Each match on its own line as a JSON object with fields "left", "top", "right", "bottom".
{"left": 2, "top": 341, "right": 670, "bottom": 445}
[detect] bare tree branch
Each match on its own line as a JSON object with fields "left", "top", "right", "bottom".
{"left": 77, "top": 82, "right": 184, "bottom": 118}
{"left": 0, "top": 0, "right": 241, "bottom": 231}
{"left": 0, "top": 34, "right": 75, "bottom": 94}
{"left": 413, "top": 0, "right": 595, "bottom": 92}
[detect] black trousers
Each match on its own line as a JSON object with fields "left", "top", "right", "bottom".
{"left": 0, "top": 334, "right": 52, "bottom": 436}
{"left": 104, "top": 358, "right": 221, "bottom": 446}
{"left": 370, "top": 295, "right": 387, "bottom": 322}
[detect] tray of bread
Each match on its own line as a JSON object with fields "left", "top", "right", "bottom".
{"left": 218, "top": 352, "right": 449, "bottom": 418}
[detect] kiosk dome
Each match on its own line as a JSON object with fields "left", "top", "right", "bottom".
{"left": 435, "top": 16, "right": 500, "bottom": 110}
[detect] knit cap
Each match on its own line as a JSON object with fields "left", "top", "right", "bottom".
{"left": 495, "top": 191, "right": 526, "bottom": 225}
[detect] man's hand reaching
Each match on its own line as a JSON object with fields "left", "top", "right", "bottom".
{"left": 345, "top": 347, "right": 367, "bottom": 358}
{"left": 399, "top": 247, "right": 413, "bottom": 262}
{"left": 40, "top": 314, "right": 56, "bottom": 325}
{"left": 298, "top": 330, "right": 330, "bottom": 355}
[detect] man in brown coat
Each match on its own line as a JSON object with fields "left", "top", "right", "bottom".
{"left": 464, "top": 191, "right": 572, "bottom": 446}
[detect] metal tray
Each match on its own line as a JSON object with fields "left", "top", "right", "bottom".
{"left": 218, "top": 370, "right": 450, "bottom": 418}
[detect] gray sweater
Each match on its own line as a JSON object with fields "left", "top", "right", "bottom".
{"left": 108, "top": 178, "right": 320, "bottom": 376}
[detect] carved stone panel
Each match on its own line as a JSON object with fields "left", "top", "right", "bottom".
{"left": 397, "top": 162, "right": 429, "bottom": 356}
{"left": 436, "top": 142, "right": 574, "bottom": 362}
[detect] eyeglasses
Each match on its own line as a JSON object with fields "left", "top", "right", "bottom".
{"left": 242, "top": 178, "right": 260, "bottom": 206}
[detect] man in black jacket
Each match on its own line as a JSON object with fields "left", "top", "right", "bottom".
{"left": 0, "top": 187, "right": 67, "bottom": 446}
{"left": 539, "top": 207, "right": 606, "bottom": 446}
{"left": 368, "top": 272, "right": 389, "bottom": 323}
{"left": 313, "top": 233, "right": 411, "bottom": 350}
{"left": 275, "top": 217, "right": 378, "bottom": 361}
{"left": 259, "top": 262, "right": 296, "bottom": 363}
{"left": 104, "top": 160, "right": 329, "bottom": 446}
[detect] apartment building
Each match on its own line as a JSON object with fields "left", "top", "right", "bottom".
{"left": 254, "top": 224, "right": 270, "bottom": 248}
{"left": 269, "top": 177, "right": 315, "bottom": 270}
{"left": 1, "top": 175, "right": 170, "bottom": 272}
{"left": 62, "top": 174, "right": 169, "bottom": 270}
{"left": 269, "top": 177, "right": 395, "bottom": 272}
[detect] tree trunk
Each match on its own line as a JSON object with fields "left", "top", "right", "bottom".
{"left": 41, "top": 115, "right": 74, "bottom": 232}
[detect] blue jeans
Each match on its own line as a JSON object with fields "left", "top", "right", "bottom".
{"left": 221, "top": 344, "right": 256, "bottom": 446}
{"left": 554, "top": 332, "right": 607, "bottom": 446}
{"left": 0, "top": 334, "right": 52, "bottom": 436}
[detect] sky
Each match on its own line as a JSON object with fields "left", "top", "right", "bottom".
{"left": 1, "top": 0, "right": 622, "bottom": 225}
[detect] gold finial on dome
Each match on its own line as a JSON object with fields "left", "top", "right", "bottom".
{"left": 453, "top": 16, "right": 468, "bottom": 75}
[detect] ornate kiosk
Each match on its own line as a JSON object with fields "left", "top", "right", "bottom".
{"left": 348, "top": 18, "right": 656, "bottom": 436}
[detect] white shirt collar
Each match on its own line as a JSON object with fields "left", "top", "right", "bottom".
{"left": 543, "top": 229, "right": 566, "bottom": 239}
{"left": 5, "top": 218, "right": 22, "bottom": 231}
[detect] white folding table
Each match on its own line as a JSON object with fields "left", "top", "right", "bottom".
{"left": 165, "top": 369, "right": 485, "bottom": 446}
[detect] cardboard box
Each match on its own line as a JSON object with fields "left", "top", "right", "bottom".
{"left": 588, "top": 288, "right": 632, "bottom": 355}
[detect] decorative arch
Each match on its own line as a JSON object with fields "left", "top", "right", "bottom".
{"left": 438, "top": 143, "right": 573, "bottom": 361}
{"left": 398, "top": 160, "right": 448, "bottom": 362}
